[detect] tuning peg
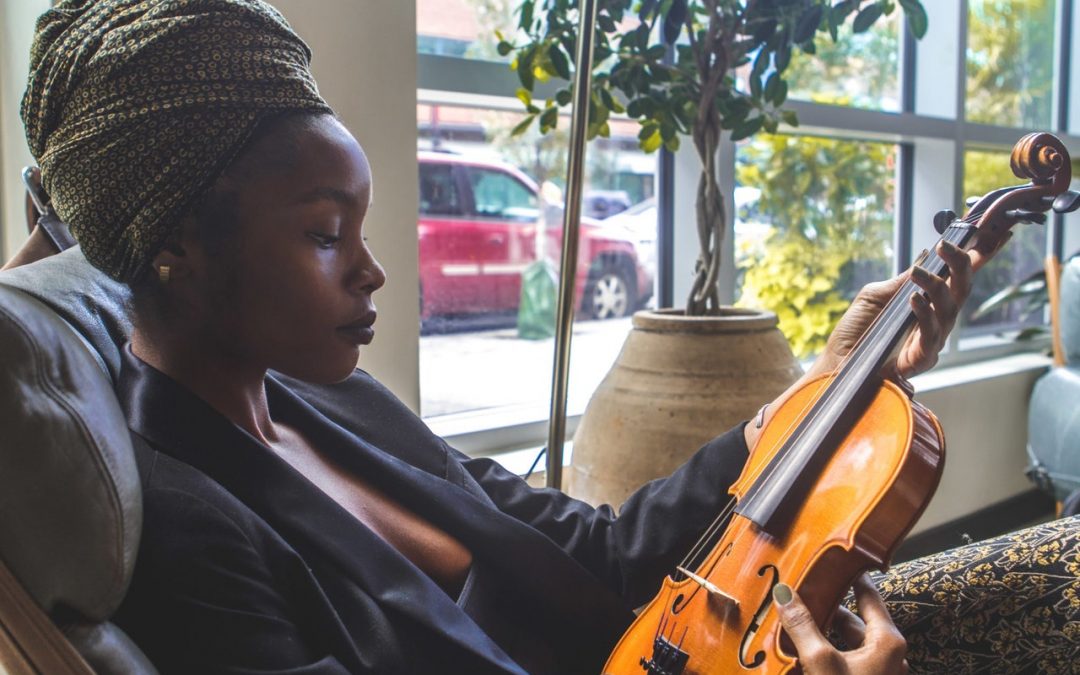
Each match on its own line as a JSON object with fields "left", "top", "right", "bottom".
{"left": 1006, "top": 209, "right": 1048, "bottom": 224}
{"left": 1052, "top": 190, "right": 1080, "bottom": 214}
{"left": 933, "top": 209, "right": 957, "bottom": 234}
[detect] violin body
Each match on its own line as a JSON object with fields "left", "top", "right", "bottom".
{"left": 603, "top": 374, "right": 944, "bottom": 674}
{"left": 602, "top": 132, "right": 1072, "bottom": 675}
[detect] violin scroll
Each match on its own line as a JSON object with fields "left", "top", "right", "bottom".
{"left": 967, "top": 133, "right": 1073, "bottom": 245}
{"left": 1010, "top": 132, "right": 1069, "bottom": 186}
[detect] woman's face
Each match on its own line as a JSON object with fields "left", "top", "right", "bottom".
{"left": 193, "top": 115, "right": 386, "bottom": 384}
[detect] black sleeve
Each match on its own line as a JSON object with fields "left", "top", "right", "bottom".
{"left": 456, "top": 424, "right": 749, "bottom": 608}
{"left": 115, "top": 487, "right": 352, "bottom": 675}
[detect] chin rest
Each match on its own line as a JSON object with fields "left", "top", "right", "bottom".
{"left": 0, "top": 251, "right": 154, "bottom": 674}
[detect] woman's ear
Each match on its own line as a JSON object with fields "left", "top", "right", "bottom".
{"left": 150, "top": 217, "right": 207, "bottom": 285}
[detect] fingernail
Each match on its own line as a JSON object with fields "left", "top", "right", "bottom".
{"left": 773, "top": 583, "right": 793, "bottom": 606}
{"left": 912, "top": 266, "right": 930, "bottom": 280}
{"left": 940, "top": 241, "right": 961, "bottom": 255}
{"left": 911, "top": 291, "right": 926, "bottom": 305}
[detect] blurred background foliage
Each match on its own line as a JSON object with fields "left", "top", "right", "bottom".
{"left": 736, "top": 134, "right": 895, "bottom": 358}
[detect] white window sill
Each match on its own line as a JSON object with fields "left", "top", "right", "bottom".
{"left": 429, "top": 351, "right": 1054, "bottom": 477}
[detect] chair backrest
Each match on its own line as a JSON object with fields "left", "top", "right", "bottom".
{"left": 0, "top": 251, "right": 155, "bottom": 674}
{"left": 1059, "top": 256, "right": 1080, "bottom": 366}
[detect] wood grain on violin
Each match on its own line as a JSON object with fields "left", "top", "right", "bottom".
{"left": 602, "top": 132, "right": 1074, "bottom": 675}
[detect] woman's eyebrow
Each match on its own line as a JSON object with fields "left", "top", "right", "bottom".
{"left": 296, "top": 186, "right": 359, "bottom": 206}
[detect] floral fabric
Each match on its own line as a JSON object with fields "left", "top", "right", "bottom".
{"left": 872, "top": 516, "right": 1080, "bottom": 674}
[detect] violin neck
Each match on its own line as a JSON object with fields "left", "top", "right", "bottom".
{"left": 734, "top": 223, "right": 977, "bottom": 534}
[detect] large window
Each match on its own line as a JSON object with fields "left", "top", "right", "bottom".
{"left": 418, "top": 0, "right": 1080, "bottom": 456}
{"left": 415, "top": 102, "right": 657, "bottom": 419}
{"left": 735, "top": 135, "right": 897, "bottom": 359}
{"left": 966, "top": 0, "right": 1057, "bottom": 128}
{"left": 787, "top": 11, "right": 902, "bottom": 111}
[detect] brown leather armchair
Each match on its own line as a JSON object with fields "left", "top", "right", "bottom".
{"left": 0, "top": 250, "right": 155, "bottom": 674}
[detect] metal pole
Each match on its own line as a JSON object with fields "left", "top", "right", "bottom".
{"left": 545, "top": 0, "right": 599, "bottom": 489}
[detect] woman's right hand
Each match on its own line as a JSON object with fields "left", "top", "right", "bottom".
{"left": 774, "top": 574, "right": 909, "bottom": 674}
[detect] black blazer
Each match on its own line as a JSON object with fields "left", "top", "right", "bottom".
{"left": 114, "top": 347, "right": 750, "bottom": 674}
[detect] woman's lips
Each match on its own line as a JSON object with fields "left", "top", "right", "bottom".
{"left": 337, "top": 314, "right": 376, "bottom": 345}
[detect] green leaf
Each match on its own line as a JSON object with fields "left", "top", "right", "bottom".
{"left": 497, "top": 41, "right": 513, "bottom": 57}
{"left": 664, "top": 135, "right": 680, "bottom": 152}
{"left": 539, "top": 105, "right": 559, "bottom": 133}
{"left": 764, "top": 73, "right": 780, "bottom": 102}
{"left": 598, "top": 13, "right": 617, "bottom": 33}
{"left": 752, "top": 18, "right": 777, "bottom": 43}
{"left": 763, "top": 116, "right": 778, "bottom": 134}
{"left": 638, "top": 121, "right": 659, "bottom": 140}
{"left": 853, "top": 3, "right": 885, "bottom": 33}
{"left": 793, "top": 5, "right": 824, "bottom": 44}
{"left": 900, "top": 0, "right": 929, "bottom": 39}
{"left": 511, "top": 114, "right": 536, "bottom": 137}
{"left": 518, "top": 1, "right": 534, "bottom": 31}
{"left": 781, "top": 110, "right": 799, "bottom": 127}
{"left": 516, "top": 88, "right": 532, "bottom": 108}
{"left": 548, "top": 44, "right": 571, "bottom": 80}
{"left": 599, "top": 87, "right": 625, "bottom": 113}
{"left": 663, "top": 0, "right": 687, "bottom": 44}
{"left": 775, "top": 43, "right": 791, "bottom": 73}
{"left": 750, "top": 72, "right": 762, "bottom": 98}
{"left": 641, "top": 128, "right": 663, "bottom": 152}
{"left": 730, "top": 116, "right": 764, "bottom": 141}
{"left": 772, "top": 79, "right": 788, "bottom": 107}
{"left": 800, "top": 40, "right": 816, "bottom": 55}
{"left": 752, "top": 47, "right": 770, "bottom": 79}
{"left": 517, "top": 47, "right": 536, "bottom": 90}
{"left": 555, "top": 88, "right": 572, "bottom": 106}
{"left": 635, "top": 22, "right": 650, "bottom": 50}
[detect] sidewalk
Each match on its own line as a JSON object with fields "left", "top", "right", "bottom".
{"left": 419, "top": 317, "right": 634, "bottom": 418}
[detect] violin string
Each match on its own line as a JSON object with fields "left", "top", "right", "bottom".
{"left": 676, "top": 495, "right": 738, "bottom": 574}
{"left": 726, "top": 223, "right": 973, "bottom": 524}
{"left": 671, "top": 220, "right": 979, "bottom": 581}
{"left": 664, "top": 195, "right": 1024, "bottom": 629}
{"left": 673, "top": 251, "right": 932, "bottom": 576}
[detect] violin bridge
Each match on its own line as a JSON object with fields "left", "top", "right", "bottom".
{"left": 676, "top": 566, "right": 739, "bottom": 607}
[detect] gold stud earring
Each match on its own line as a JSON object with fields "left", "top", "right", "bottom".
{"left": 158, "top": 265, "right": 171, "bottom": 284}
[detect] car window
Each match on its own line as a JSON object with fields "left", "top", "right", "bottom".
{"left": 419, "top": 162, "right": 463, "bottom": 216}
{"left": 466, "top": 168, "right": 538, "bottom": 221}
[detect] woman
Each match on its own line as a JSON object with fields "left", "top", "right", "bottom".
{"left": 18, "top": 1, "right": 1068, "bottom": 673}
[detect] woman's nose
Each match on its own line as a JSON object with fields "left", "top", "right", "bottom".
{"left": 348, "top": 242, "right": 386, "bottom": 295}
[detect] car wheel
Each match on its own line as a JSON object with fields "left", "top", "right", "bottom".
{"left": 586, "top": 264, "right": 632, "bottom": 320}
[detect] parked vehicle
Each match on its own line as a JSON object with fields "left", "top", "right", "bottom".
{"left": 417, "top": 151, "right": 654, "bottom": 322}
{"left": 582, "top": 189, "right": 632, "bottom": 220}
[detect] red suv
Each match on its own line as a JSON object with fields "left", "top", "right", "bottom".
{"left": 418, "top": 151, "right": 653, "bottom": 321}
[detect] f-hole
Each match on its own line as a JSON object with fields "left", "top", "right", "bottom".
{"left": 738, "top": 564, "right": 780, "bottom": 669}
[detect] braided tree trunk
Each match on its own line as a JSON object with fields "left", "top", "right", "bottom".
{"left": 686, "top": 113, "right": 724, "bottom": 315}
{"left": 684, "top": 0, "right": 736, "bottom": 317}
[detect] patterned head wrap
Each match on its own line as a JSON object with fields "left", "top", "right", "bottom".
{"left": 21, "top": 0, "right": 333, "bottom": 282}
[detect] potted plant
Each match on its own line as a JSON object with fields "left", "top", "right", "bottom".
{"left": 503, "top": 0, "right": 929, "bottom": 504}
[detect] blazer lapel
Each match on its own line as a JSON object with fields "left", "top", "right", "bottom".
{"left": 119, "top": 349, "right": 527, "bottom": 675}
{"left": 267, "top": 377, "right": 634, "bottom": 658}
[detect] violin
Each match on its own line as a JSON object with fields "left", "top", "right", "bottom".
{"left": 602, "top": 132, "right": 1077, "bottom": 675}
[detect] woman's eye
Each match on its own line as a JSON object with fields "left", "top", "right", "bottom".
{"left": 307, "top": 232, "right": 341, "bottom": 249}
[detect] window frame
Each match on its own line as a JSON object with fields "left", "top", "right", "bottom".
{"left": 417, "top": 0, "right": 1080, "bottom": 460}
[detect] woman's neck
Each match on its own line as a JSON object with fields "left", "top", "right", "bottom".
{"left": 130, "top": 324, "right": 281, "bottom": 445}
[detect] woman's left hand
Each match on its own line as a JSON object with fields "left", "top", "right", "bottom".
{"left": 816, "top": 238, "right": 990, "bottom": 380}
{"left": 744, "top": 239, "right": 994, "bottom": 450}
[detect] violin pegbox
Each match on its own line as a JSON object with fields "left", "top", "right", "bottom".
{"left": 962, "top": 133, "right": 1074, "bottom": 252}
